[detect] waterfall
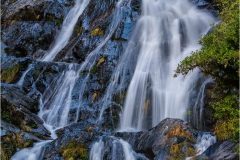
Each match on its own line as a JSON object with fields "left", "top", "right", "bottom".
{"left": 89, "top": 137, "right": 148, "bottom": 160}
{"left": 112, "top": 0, "right": 216, "bottom": 131}
{"left": 42, "top": 0, "right": 90, "bottom": 61}
{"left": 10, "top": 0, "right": 217, "bottom": 159}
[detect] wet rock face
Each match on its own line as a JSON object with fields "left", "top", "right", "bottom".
{"left": 1, "top": 0, "right": 140, "bottom": 131}
{"left": 42, "top": 118, "right": 200, "bottom": 159}
{"left": 1, "top": 0, "right": 74, "bottom": 56}
{"left": 1, "top": 83, "right": 51, "bottom": 159}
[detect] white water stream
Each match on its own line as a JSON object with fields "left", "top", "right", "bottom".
{"left": 42, "top": 0, "right": 90, "bottom": 61}
{"left": 17, "top": 64, "right": 32, "bottom": 86}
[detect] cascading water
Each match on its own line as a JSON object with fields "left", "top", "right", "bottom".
{"left": 10, "top": 140, "right": 52, "bottom": 160}
{"left": 10, "top": 0, "right": 217, "bottom": 159}
{"left": 41, "top": 0, "right": 90, "bottom": 61}
{"left": 111, "top": 0, "right": 216, "bottom": 131}
{"left": 11, "top": 0, "right": 128, "bottom": 159}
{"left": 40, "top": 0, "right": 125, "bottom": 128}
{"left": 10, "top": 0, "right": 90, "bottom": 159}
{"left": 74, "top": 0, "right": 126, "bottom": 122}
{"left": 90, "top": 137, "right": 148, "bottom": 160}
{"left": 89, "top": 139, "right": 105, "bottom": 160}
{"left": 195, "top": 133, "right": 217, "bottom": 155}
{"left": 38, "top": 64, "right": 78, "bottom": 137}
{"left": 186, "top": 132, "right": 217, "bottom": 159}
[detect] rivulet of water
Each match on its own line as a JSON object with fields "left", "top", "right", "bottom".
{"left": 42, "top": 0, "right": 90, "bottom": 61}
{"left": 192, "top": 78, "right": 213, "bottom": 129}
{"left": 17, "top": 64, "right": 33, "bottom": 86}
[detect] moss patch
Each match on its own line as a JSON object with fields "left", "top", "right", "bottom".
{"left": 1, "top": 132, "right": 35, "bottom": 159}
{"left": 1, "top": 98, "right": 38, "bottom": 132}
{"left": 166, "top": 142, "right": 198, "bottom": 160}
{"left": 33, "top": 70, "right": 41, "bottom": 80}
{"left": 90, "top": 66, "right": 98, "bottom": 74}
{"left": 59, "top": 140, "right": 88, "bottom": 160}
{"left": 74, "top": 25, "right": 83, "bottom": 35}
{"left": 45, "top": 14, "right": 64, "bottom": 29}
{"left": 167, "top": 126, "right": 192, "bottom": 142}
{"left": 1, "top": 64, "right": 19, "bottom": 83}
{"left": 91, "top": 27, "right": 104, "bottom": 36}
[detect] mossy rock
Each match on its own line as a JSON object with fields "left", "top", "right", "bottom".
{"left": 59, "top": 140, "right": 88, "bottom": 160}
{"left": 1, "top": 132, "right": 35, "bottom": 159}
{"left": 91, "top": 27, "right": 104, "bottom": 36}
{"left": 1, "top": 98, "right": 38, "bottom": 132}
{"left": 166, "top": 142, "right": 198, "bottom": 160}
{"left": 167, "top": 125, "right": 192, "bottom": 142}
{"left": 74, "top": 25, "right": 83, "bottom": 36}
{"left": 1, "top": 64, "right": 19, "bottom": 83}
{"left": 33, "top": 70, "right": 41, "bottom": 80}
{"left": 45, "top": 14, "right": 64, "bottom": 29}
{"left": 90, "top": 66, "right": 98, "bottom": 74}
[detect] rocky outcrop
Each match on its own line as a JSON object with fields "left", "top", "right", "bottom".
{"left": 115, "top": 118, "right": 200, "bottom": 159}
{"left": 42, "top": 118, "right": 201, "bottom": 160}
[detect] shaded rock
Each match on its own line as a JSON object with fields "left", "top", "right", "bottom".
{"left": 0, "top": 120, "right": 47, "bottom": 160}
{"left": 1, "top": 83, "right": 51, "bottom": 138}
{"left": 1, "top": 0, "right": 74, "bottom": 56}
{"left": 1, "top": 83, "right": 38, "bottom": 110}
{"left": 202, "top": 82, "right": 216, "bottom": 131}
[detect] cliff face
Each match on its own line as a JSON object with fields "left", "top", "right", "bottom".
{"left": 1, "top": 0, "right": 141, "bottom": 158}
{"left": 1, "top": 0, "right": 238, "bottom": 160}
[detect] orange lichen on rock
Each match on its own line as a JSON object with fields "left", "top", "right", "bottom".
{"left": 167, "top": 125, "right": 191, "bottom": 141}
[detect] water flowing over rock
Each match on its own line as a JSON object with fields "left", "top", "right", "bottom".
{"left": 41, "top": 0, "right": 90, "bottom": 61}
{"left": 1, "top": 0, "right": 238, "bottom": 159}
